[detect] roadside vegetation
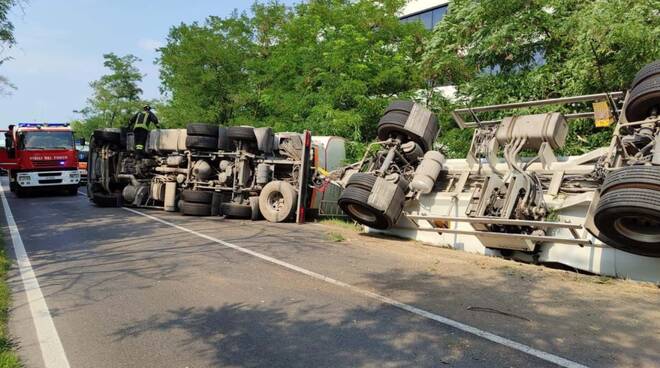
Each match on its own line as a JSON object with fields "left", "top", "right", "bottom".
{"left": 0, "top": 242, "right": 20, "bottom": 368}
{"left": 70, "top": 0, "right": 659, "bottom": 161}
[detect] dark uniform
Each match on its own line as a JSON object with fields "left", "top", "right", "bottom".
{"left": 128, "top": 107, "right": 159, "bottom": 151}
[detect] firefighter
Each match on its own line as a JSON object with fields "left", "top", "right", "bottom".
{"left": 128, "top": 105, "right": 160, "bottom": 152}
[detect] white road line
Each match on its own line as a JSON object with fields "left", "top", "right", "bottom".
{"left": 0, "top": 184, "right": 71, "bottom": 368}
{"left": 123, "top": 206, "right": 590, "bottom": 368}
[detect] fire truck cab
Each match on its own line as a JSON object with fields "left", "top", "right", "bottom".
{"left": 0, "top": 123, "right": 80, "bottom": 196}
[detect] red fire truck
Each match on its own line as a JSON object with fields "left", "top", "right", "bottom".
{"left": 0, "top": 123, "right": 80, "bottom": 196}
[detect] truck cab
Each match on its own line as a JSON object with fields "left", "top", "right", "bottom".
{"left": 0, "top": 123, "right": 80, "bottom": 196}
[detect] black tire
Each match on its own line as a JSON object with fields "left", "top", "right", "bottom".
{"left": 181, "top": 189, "right": 214, "bottom": 204}
{"left": 249, "top": 196, "right": 262, "bottom": 221}
{"left": 347, "top": 173, "right": 378, "bottom": 191}
{"left": 93, "top": 129, "right": 121, "bottom": 145}
{"left": 593, "top": 188, "right": 660, "bottom": 257}
{"left": 211, "top": 192, "right": 224, "bottom": 216}
{"left": 186, "top": 135, "right": 218, "bottom": 151}
{"left": 181, "top": 201, "right": 212, "bottom": 216}
{"left": 187, "top": 123, "right": 219, "bottom": 137}
{"left": 601, "top": 166, "right": 660, "bottom": 194}
{"left": 221, "top": 202, "right": 252, "bottom": 219}
{"left": 91, "top": 192, "right": 120, "bottom": 207}
{"left": 625, "top": 74, "right": 660, "bottom": 122}
{"left": 338, "top": 185, "right": 400, "bottom": 230}
{"left": 227, "top": 126, "right": 257, "bottom": 142}
{"left": 377, "top": 110, "right": 439, "bottom": 152}
{"left": 384, "top": 100, "right": 414, "bottom": 114}
{"left": 631, "top": 60, "right": 660, "bottom": 89}
{"left": 259, "top": 181, "right": 298, "bottom": 223}
{"left": 217, "top": 127, "right": 235, "bottom": 151}
{"left": 65, "top": 185, "right": 79, "bottom": 196}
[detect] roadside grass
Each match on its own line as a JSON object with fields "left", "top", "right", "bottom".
{"left": 325, "top": 232, "right": 346, "bottom": 242}
{"left": 0, "top": 238, "right": 20, "bottom": 368}
{"left": 318, "top": 218, "right": 362, "bottom": 232}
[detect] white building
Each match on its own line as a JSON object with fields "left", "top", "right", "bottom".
{"left": 400, "top": 0, "right": 449, "bottom": 29}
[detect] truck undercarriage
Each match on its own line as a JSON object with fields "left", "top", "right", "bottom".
{"left": 335, "top": 60, "right": 660, "bottom": 280}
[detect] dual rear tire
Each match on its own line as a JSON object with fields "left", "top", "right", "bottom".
{"left": 593, "top": 166, "right": 660, "bottom": 257}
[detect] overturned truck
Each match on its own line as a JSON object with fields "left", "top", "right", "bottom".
{"left": 337, "top": 61, "right": 660, "bottom": 282}
{"left": 87, "top": 124, "right": 344, "bottom": 222}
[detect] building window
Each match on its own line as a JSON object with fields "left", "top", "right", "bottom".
{"left": 401, "top": 5, "right": 448, "bottom": 30}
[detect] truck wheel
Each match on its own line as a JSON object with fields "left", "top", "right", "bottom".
{"left": 338, "top": 185, "right": 404, "bottom": 230}
{"left": 186, "top": 136, "right": 218, "bottom": 150}
{"left": 14, "top": 186, "right": 25, "bottom": 198}
{"left": 249, "top": 196, "right": 262, "bottom": 221}
{"left": 181, "top": 189, "right": 213, "bottom": 204}
{"left": 384, "top": 100, "right": 414, "bottom": 114}
{"left": 600, "top": 166, "right": 660, "bottom": 194}
{"left": 66, "top": 186, "right": 79, "bottom": 196}
{"left": 593, "top": 188, "right": 660, "bottom": 257}
{"left": 211, "top": 192, "right": 224, "bottom": 216}
{"left": 624, "top": 74, "right": 660, "bottom": 122}
{"left": 227, "top": 126, "right": 257, "bottom": 142}
{"left": 93, "top": 129, "right": 121, "bottom": 145}
{"left": 631, "top": 60, "right": 660, "bottom": 88}
{"left": 217, "top": 127, "right": 235, "bottom": 151}
{"left": 91, "top": 192, "right": 120, "bottom": 207}
{"left": 346, "top": 173, "right": 378, "bottom": 191}
{"left": 181, "top": 201, "right": 212, "bottom": 216}
{"left": 221, "top": 202, "right": 252, "bottom": 219}
{"left": 258, "top": 181, "right": 297, "bottom": 223}
{"left": 377, "top": 108, "right": 439, "bottom": 152}
{"left": 187, "top": 123, "right": 218, "bottom": 137}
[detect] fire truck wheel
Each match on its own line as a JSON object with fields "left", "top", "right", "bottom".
{"left": 92, "top": 129, "right": 121, "bottom": 145}
{"left": 9, "top": 181, "right": 16, "bottom": 192}
{"left": 181, "top": 201, "right": 212, "bottom": 216}
{"left": 249, "top": 196, "right": 262, "bottom": 221}
{"left": 593, "top": 188, "right": 660, "bottom": 257}
{"left": 65, "top": 185, "right": 79, "bottom": 196}
{"left": 185, "top": 136, "right": 218, "bottom": 151}
{"left": 221, "top": 202, "right": 252, "bottom": 219}
{"left": 186, "top": 123, "right": 219, "bottom": 137}
{"left": 14, "top": 186, "right": 25, "bottom": 198}
{"left": 631, "top": 60, "right": 660, "bottom": 89}
{"left": 259, "top": 181, "right": 297, "bottom": 223}
{"left": 227, "top": 126, "right": 257, "bottom": 143}
{"left": 625, "top": 74, "right": 660, "bottom": 122}
{"left": 338, "top": 185, "right": 401, "bottom": 230}
{"left": 600, "top": 166, "right": 660, "bottom": 194}
{"left": 181, "top": 189, "right": 214, "bottom": 204}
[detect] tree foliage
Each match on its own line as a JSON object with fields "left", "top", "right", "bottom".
{"left": 71, "top": 53, "right": 148, "bottom": 138}
{"left": 0, "top": 0, "right": 19, "bottom": 94}
{"left": 423, "top": 0, "right": 660, "bottom": 157}
{"left": 158, "top": 0, "right": 428, "bottom": 144}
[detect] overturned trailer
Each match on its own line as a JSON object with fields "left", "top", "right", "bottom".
{"left": 338, "top": 61, "right": 660, "bottom": 282}
{"left": 86, "top": 124, "right": 345, "bottom": 222}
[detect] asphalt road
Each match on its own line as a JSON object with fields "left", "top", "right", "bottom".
{"left": 1, "top": 181, "right": 655, "bottom": 368}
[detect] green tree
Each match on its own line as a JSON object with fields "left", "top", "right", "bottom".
{"left": 422, "top": 0, "right": 660, "bottom": 157}
{"left": 157, "top": 11, "right": 256, "bottom": 126}
{"left": 157, "top": 0, "right": 428, "bottom": 146}
{"left": 0, "top": 0, "right": 20, "bottom": 94}
{"left": 72, "top": 53, "right": 147, "bottom": 138}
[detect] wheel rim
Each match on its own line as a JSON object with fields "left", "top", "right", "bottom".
{"left": 614, "top": 215, "right": 660, "bottom": 243}
{"left": 267, "top": 191, "right": 285, "bottom": 212}
{"left": 346, "top": 203, "right": 377, "bottom": 223}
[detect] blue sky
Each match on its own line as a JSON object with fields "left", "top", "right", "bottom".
{"left": 0, "top": 0, "right": 297, "bottom": 128}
